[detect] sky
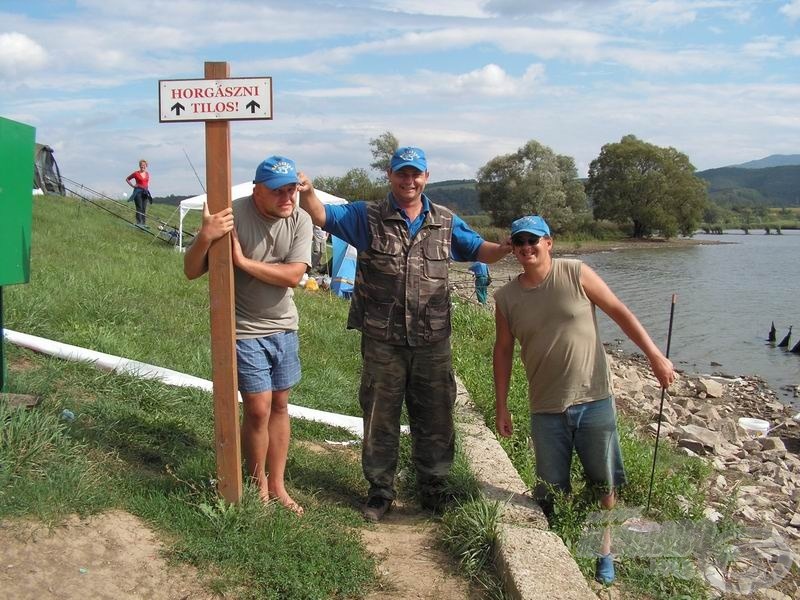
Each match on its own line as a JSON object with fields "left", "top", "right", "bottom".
{"left": 2, "top": 0, "right": 799, "bottom": 198}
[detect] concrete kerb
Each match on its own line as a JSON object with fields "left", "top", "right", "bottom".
{"left": 454, "top": 378, "right": 597, "bottom": 600}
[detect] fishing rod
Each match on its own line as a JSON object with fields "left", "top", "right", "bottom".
{"left": 59, "top": 175, "right": 194, "bottom": 243}
{"left": 183, "top": 148, "right": 206, "bottom": 193}
{"left": 59, "top": 180, "right": 187, "bottom": 246}
{"left": 646, "top": 293, "right": 677, "bottom": 514}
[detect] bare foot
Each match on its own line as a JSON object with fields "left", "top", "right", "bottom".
{"left": 271, "top": 491, "right": 304, "bottom": 516}
{"left": 251, "top": 477, "right": 271, "bottom": 503}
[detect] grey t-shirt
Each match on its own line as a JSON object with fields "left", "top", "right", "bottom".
{"left": 233, "top": 195, "right": 313, "bottom": 338}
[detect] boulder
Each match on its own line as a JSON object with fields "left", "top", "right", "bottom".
{"left": 677, "top": 424, "right": 723, "bottom": 453}
{"left": 718, "top": 418, "right": 741, "bottom": 444}
{"left": 677, "top": 438, "right": 707, "bottom": 455}
{"left": 697, "top": 377, "right": 725, "bottom": 398}
{"left": 758, "top": 437, "right": 787, "bottom": 452}
{"left": 695, "top": 405, "right": 722, "bottom": 423}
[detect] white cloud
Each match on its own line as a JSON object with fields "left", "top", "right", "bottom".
{"left": 483, "top": 0, "right": 615, "bottom": 18}
{"left": 340, "top": 63, "right": 546, "bottom": 99}
{"left": 292, "top": 87, "right": 377, "bottom": 98}
{"left": 780, "top": 0, "right": 800, "bottom": 21}
{"left": 0, "top": 32, "right": 48, "bottom": 77}
{"left": 375, "top": 0, "right": 488, "bottom": 17}
{"left": 273, "top": 27, "right": 609, "bottom": 74}
{"left": 786, "top": 39, "right": 800, "bottom": 55}
{"left": 620, "top": 1, "right": 702, "bottom": 29}
{"left": 742, "top": 37, "right": 784, "bottom": 59}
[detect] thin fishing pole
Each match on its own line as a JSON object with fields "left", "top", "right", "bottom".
{"left": 183, "top": 148, "right": 206, "bottom": 193}
{"left": 59, "top": 175, "right": 194, "bottom": 242}
{"left": 646, "top": 293, "right": 677, "bottom": 514}
{"left": 59, "top": 181, "right": 184, "bottom": 246}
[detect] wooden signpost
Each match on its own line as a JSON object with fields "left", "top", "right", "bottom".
{"left": 159, "top": 62, "right": 273, "bottom": 503}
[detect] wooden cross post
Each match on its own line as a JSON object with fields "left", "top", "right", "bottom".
{"left": 159, "top": 62, "right": 273, "bottom": 504}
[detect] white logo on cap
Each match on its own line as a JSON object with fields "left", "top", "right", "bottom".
{"left": 399, "top": 149, "right": 420, "bottom": 162}
{"left": 271, "top": 161, "right": 293, "bottom": 174}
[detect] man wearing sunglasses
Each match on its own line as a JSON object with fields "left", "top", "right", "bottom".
{"left": 493, "top": 215, "right": 674, "bottom": 585}
{"left": 299, "top": 146, "right": 512, "bottom": 521}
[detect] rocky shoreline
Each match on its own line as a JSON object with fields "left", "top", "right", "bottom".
{"left": 608, "top": 348, "right": 800, "bottom": 599}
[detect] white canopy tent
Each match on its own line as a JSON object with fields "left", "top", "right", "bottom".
{"left": 178, "top": 183, "right": 348, "bottom": 249}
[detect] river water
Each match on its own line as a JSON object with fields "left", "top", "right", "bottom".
{"left": 576, "top": 231, "right": 800, "bottom": 408}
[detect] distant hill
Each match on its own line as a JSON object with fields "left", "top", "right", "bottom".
{"left": 732, "top": 154, "right": 800, "bottom": 169}
{"left": 696, "top": 165, "right": 800, "bottom": 207}
{"left": 425, "top": 179, "right": 480, "bottom": 214}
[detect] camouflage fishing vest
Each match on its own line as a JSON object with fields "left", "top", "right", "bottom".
{"left": 347, "top": 197, "right": 453, "bottom": 347}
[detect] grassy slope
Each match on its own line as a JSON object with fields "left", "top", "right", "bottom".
{"left": 2, "top": 195, "right": 377, "bottom": 598}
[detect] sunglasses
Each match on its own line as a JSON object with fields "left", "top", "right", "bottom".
{"left": 512, "top": 235, "right": 541, "bottom": 247}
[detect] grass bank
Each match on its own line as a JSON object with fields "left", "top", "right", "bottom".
{"left": 451, "top": 301, "right": 720, "bottom": 599}
{"left": 2, "top": 194, "right": 502, "bottom": 598}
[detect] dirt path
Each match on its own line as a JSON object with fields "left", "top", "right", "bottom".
{"left": 362, "top": 501, "right": 478, "bottom": 600}
{"left": 0, "top": 511, "right": 214, "bottom": 600}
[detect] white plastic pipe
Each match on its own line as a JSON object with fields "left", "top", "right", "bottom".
{"left": 3, "top": 329, "right": 383, "bottom": 437}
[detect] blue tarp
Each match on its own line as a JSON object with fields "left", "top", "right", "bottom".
{"left": 331, "top": 235, "right": 356, "bottom": 299}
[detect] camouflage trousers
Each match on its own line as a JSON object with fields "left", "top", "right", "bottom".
{"left": 359, "top": 335, "right": 457, "bottom": 501}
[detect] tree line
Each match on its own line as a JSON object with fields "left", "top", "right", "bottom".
{"left": 313, "top": 131, "right": 717, "bottom": 239}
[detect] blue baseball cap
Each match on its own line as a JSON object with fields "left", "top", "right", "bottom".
{"left": 511, "top": 215, "right": 551, "bottom": 237}
{"left": 390, "top": 146, "right": 427, "bottom": 172}
{"left": 254, "top": 155, "right": 299, "bottom": 190}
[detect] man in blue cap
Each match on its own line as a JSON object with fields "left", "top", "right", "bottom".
{"left": 184, "top": 155, "right": 312, "bottom": 515}
{"left": 493, "top": 214, "right": 675, "bottom": 584}
{"left": 299, "top": 146, "right": 512, "bottom": 521}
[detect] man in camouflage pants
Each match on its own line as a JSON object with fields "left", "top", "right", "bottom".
{"left": 299, "top": 147, "right": 512, "bottom": 521}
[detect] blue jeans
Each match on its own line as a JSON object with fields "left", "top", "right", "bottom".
{"left": 530, "top": 396, "right": 625, "bottom": 506}
{"left": 131, "top": 187, "right": 149, "bottom": 225}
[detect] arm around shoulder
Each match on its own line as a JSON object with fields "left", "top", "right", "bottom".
{"left": 476, "top": 238, "right": 513, "bottom": 264}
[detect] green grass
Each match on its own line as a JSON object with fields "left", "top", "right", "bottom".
{"left": 2, "top": 194, "right": 509, "bottom": 598}
{"left": 451, "top": 299, "right": 717, "bottom": 599}
{"left": 2, "top": 195, "right": 376, "bottom": 597}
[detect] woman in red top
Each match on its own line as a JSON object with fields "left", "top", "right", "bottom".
{"left": 126, "top": 159, "right": 152, "bottom": 227}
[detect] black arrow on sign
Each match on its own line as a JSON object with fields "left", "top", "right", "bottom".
{"left": 246, "top": 100, "right": 260, "bottom": 113}
{"left": 171, "top": 102, "right": 185, "bottom": 116}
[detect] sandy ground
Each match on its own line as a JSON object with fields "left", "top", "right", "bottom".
{"left": 0, "top": 511, "right": 215, "bottom": 600}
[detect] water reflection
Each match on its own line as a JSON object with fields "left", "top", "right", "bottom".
{"left": 578, "top": 231, "right": 800, "bottom": 407}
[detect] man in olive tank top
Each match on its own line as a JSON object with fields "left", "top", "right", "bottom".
{"left": 493, "top": 215, "right": 674, "bottom": 584}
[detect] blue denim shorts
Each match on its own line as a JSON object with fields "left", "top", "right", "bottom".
{"left": 236, "top": 331, "right": 301, "bottom": 393}
{"left": 530, "top": 396, "right": 626, "bottom": 498}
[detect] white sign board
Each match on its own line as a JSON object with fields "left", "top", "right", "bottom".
{"left": 159, "top": 77, "right": 272, "bottom": 122}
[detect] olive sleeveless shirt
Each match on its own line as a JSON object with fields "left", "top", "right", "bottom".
{"left": 494, "top": 259, "right": 612, "bottom": 414}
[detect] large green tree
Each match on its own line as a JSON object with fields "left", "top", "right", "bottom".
{"left": 587, "top": 135, "right": 708, "bottom": 238}
{"left": 368, "top": 131, "right": 399, "bottom": 177}
{"left": 313, "top": 168, "right": 386, "bottom": 202}
{"left": 476, "top": 140, "right": 588, "bottom": 230}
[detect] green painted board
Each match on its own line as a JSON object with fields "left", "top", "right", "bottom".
{"left": 0, "top": 116, "right": 35, "bottom": 286}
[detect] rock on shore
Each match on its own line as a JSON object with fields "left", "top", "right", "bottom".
{"left": 608, "top": 348, "right": 800, "bottom": 599}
